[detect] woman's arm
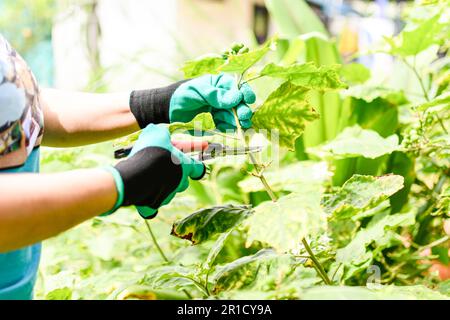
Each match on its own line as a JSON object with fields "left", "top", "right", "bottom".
{"left": 41, "top": 88, "right": 140, "bottom": 147}
{"left": 0, "top": 169, "right": 117, "bottom": 253}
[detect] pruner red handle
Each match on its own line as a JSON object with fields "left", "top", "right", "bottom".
{"left": 171, "top": 140, "right": 209, "bottom": 153}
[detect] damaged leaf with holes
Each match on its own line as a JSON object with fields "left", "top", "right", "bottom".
{"left": 171, "top": 205, "right": 253, "bottom": 244}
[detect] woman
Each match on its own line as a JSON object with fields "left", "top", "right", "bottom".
{"left": 0, "top": 34, "right": 255, "bottom": 299}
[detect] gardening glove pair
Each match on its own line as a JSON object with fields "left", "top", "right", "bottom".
{"left": 129, "top": 73, "right": 256, "bottom": 131}
{"left": 104, "top": 124, "right": 206, "bottom": 219}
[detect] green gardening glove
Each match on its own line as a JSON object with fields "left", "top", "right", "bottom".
{"left": 129, "top": 74, "right": 256, "bottom": 132}
{"left": 170, "top": 73, "right": 256, "bottom": 131}
{"left": 105, "top": 124, "right": 206, "bottom": 219}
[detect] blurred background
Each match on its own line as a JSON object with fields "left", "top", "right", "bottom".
{"left": 1, "top": 0, "right": 410, "bottom": 92}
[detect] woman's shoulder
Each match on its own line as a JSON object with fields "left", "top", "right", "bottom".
{"left": 0, "top": 34, "right": 44, "bottom": 170}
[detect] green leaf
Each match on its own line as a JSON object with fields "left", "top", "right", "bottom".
{"left": 212, "top": 249, "right": 277, "bottom": 293}
{"left": 309, "top": 125, "right": 400, "bottom": 159}
{"left": 246, "top": 191, "right": 326, "bottom": 253}
{"left": 336, "top": 212, "right": 415, "bottom": 264}
{"left": 252, "top": 82, "right": 320, "bottom": 150}
{"left": 45, "top": 287, "right": 72, "bottom": 300}
{"left": 343, "top": 86, "right": 408, "bottom": 105}
{"left": 260, "top": 62, "right": 347, "bottom": 90}
{"left": 168, "top": 112, "right": 216, "bottom": 134}
{"left": 322, "top": 175, "right": 405, "bottom": 220}
{"left": 300, "top": 285, "right": 449, "bottom": 300}
{"left": 143, "top": 266, "right": 197, "bottom": 291}
{"left": 115, "top": 285, "right": 187, "bottom": 300}
{"left": 415, "top": 92, "right": 450, "bottom": 112}
{"left": 386, "top": 14, "right": 448, "bottom": 57}
{"left": 437, "top": 280, "right": 450, "bottom": 297}
{"left": 340, "top": 63, "right": 371, "bottom": 84}
{"left": 238, "top": 161, "right": 331, "bottom": 193}
{"left": 181, "top": 55, "right": 225, "bottom": 78}
{"left": 219, "top": 40, "right": 275, "bottom": 74}
{"left": 171, "top": 205, "right": 253, "bottom": 245}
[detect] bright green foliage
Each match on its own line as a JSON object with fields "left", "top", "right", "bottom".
{"left": 182, "top": 55, "right": 225, "bottom": 78}
{"left": 213, "top": 249, "right": 277, "bottom": 293}
{"left": 252, "top": 82, "right": 320, "bottom": 150}
{"left": 238, "top": 161, "right": 331, "bottom": 193}
{"left": 114, "top": 286, "right": 187, "bottom": 300}
{"left": 310, "top": 125, "right": 400, "bottom": 159}
{"left": 260, "top": 62, "right": 347, "bottom": 90}
{"left": 340, "top": 63, "right": 371, "bottom": 85}
{"left": 171, "top": 205, "right": 253, "bottom": 245}
{"left": 415, "top": 92, "right": 450, "bottom": 112}
{"left": 300, "top": 285, "right": 449, "bottom": 300}
{"left": 169, "top": 113, "right": 216, "bottom": 134}
{"left": 336, "top": 212, "right": 415, "bottom": 265}
{"left": 386, "top": 14, "right": 448, "bottom": 57}
{"left": 202, "top": 231, "right": 233, "bottom": 270}
{"left": 219, "top": 41, "right": 274, "bottom": 74}
{"left": 181, "top": 40, "right": 274, "bottom": 78}
{"left": 322, "top": 175, "right": 405, "bottom": 220}
{"left": 246, "top": 192, "right": 326, "bottom": 253}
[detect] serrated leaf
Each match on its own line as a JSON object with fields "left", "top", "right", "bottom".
{"left": 246, "top": 191, "right": 326, "bottom": 253}
{"left": 238, "top": 161, "right": 331, "bottom": 193}
{"left": 212, "top": 249, "right": 277, "bottom": 293}
{"left": 168, "top": 112, "right": 215, "bottom": 134}
{"left": 309, "top": 125, "right": 400, "bottom": 159}
{"left": 336, "top": 212, "right": 415, "bottom": 264}
{"left": 260, "top": 62, "right": 347, "bottom": 90}
{"left": 386, "top": 14, "right": 448, "bottom": 57}
{"left": 322, "top": 175, "right": 404, "bottom": 220}
{"left": 301, "top": 285, "right": 449, "bottom": 300}
{"left": 219, "top": 41, "right": 274, "bottom": 73}
{"left": 171, "top": 205, "right": 252, "bottom": 245}
{"left": 252, "top": 82, "right": 320, "bottom": 150}
{"left": 181, "top": 55, "right": 225, "bottom": 78}
{"left": 340, "top": 63, "right": 371, "bottom": 84}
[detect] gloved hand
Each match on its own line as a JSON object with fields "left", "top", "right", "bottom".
{"left": 129, "top": 74, "right": 256, "bottom": 132}
{"left": 104, "top": 124, "right": 206, "bottom": 219}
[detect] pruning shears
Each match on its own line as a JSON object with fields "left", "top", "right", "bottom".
{"left": 114, "top": 140, "right": 262, "bottom": 220}
{"left": 114, "top": 141, "right": 262, "bottom": 162}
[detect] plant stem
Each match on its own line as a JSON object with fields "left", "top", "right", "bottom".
{"left": 231, "top": 106, "right": 331, "bottom": 285}
{"left": 144, "top": 220, "right": 169, "bottom": 263}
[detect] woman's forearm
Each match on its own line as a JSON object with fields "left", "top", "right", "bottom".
{"left": 41, "top": 88, "right": 140, "bottom": 147}
{"left": 0, "top": 169, "right": 117, "bottom": 252}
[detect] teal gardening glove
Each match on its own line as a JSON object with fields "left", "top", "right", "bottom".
{"left": 105, "top": 124, "right": 206, "bottom": 219}
{"left": 129, "top": 73, "right": 256, "bottom": 131}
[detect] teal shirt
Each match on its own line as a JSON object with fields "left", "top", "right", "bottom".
{"left": 0, "top": 149, "right": 41, "bottom": 300}
{"left": 0, "top": 34, "right": 45, "bottom": 300}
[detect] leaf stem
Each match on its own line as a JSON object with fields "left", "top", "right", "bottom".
{"left": 144, "top": 220, "right": 169, "bottom": 263}
{"left": 302, "top": 239, "right": 332, "bottom": 285}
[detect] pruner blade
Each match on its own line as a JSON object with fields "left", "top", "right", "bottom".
{"left": 198, "top": 143, "right": 263, "bottom": 161}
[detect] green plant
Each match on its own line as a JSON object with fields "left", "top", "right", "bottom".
{"left": 37, "top": 1, "right": 449, "bottom": 300}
